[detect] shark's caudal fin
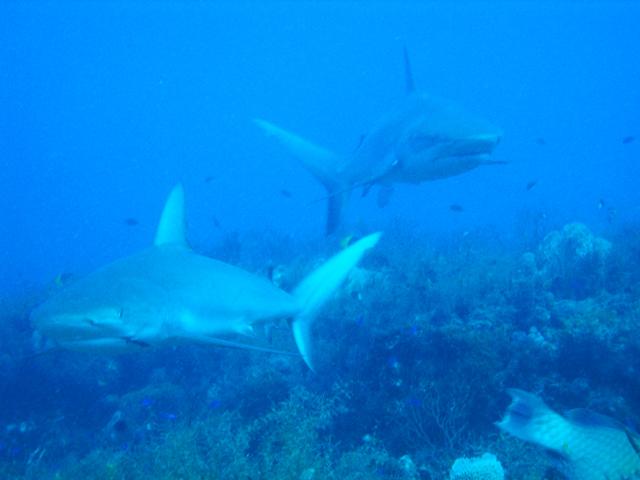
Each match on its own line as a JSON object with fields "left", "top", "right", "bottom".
{"left": 155, "top": 184, "right": 188, "bottom": 248}
{"left": 291, "top": 232, "right": 381, "bottom": 370}
{"left": 254, "top": 118, "right": 346, "bottom": 235}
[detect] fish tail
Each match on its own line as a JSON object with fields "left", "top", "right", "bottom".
{"left": 254, "top": 118, "right": 346, "bottom": 235}
{"left": 292, "top": 232, "right": 381, "bottom": 371}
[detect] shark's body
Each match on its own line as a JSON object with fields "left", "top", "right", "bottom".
{"left": 31, "top": 185, "right": 380, "bottom": 369}
{"left": 256, "top": 49, "right": 502, "bottom": 234}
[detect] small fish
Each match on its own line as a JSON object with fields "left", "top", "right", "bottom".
{"left": 449, "top": 204, "right": 464, "bottom": 213}
{"left": 498, "top": 389, "right": 640, "bottom": 480}
{"left": 280, "top": 189, "right": 292, "bottom": 198}
{"left": 598, "top": 199, "right": 606, "bottom": 210}
{"left": 208, "top": 399, "right": 222, "bottom": 410}
{"left": 535, "top": 138, "right": 546, "bottom": 146}
{"left": 526, "top": 179, "right": 538, "bottom": 191}
{"left": 124, "top": 218, "right": 139, "bottom": 227}
{"left": 204, "top": 176, "right": 215, "bottom": 183}
{"left": 212, "top": 216, "right": 221, "bottom": 229}
{"left": 622, "top": 136, "right": 635, "bottom": 144}
{"left": 140, "top": 398, "right": 154, "bottom": 408}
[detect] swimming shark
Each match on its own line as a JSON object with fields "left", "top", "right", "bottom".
{"left": 30, "top": 185, "right": 381, "bottom": 370}
{"left": 255, "top": 49, "right": 503, "bottom": 234}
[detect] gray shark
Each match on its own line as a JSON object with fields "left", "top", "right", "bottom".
{"left": 255, "top": 49, "right": 503, "bottom": 234}
{"left": 30, "top": 185, "right": 380, "bottom": 370}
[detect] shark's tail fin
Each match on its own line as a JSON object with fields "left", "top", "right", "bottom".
{"left": 254, "top": 118, "right": 346, "bottom": 235}
{"left": 292, "top": 232, "right": 381, "bottom": 370}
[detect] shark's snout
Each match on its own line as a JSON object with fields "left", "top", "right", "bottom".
{"left": 31, "top": 301, "right": 126, "bottom": 344}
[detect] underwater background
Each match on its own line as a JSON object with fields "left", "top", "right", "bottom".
{"left": 1, "top": 1, "right": 640, "bottom": 478}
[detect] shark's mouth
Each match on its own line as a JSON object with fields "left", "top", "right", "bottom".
{"left": 435, "top": 134, "right": 501, "bottom": 159}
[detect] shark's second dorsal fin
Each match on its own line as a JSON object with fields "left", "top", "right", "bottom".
{"left": 403, "top": 47, "right": 416, "bottom": 94}
{"left": 154, "top": 184, "right": 187, "bottom": 247}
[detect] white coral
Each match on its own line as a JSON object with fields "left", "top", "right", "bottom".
{"left": 449, "top": 453, "right": 504, "bottom": 480}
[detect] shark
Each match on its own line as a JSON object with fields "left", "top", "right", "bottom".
{"left": 30, "top": 185, "right": 381, "bottom": 370}
{"left": 255, "top": 49, "right": 503, "bottom": 234}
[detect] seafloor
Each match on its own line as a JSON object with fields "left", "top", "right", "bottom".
{"left": 1, "top": 221, "right": 639, "bottom": 479}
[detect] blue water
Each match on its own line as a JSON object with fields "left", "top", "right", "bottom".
{"left": 1, "top": 2, "right": 640, "bottom": 478}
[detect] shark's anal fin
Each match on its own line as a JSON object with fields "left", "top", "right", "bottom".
{"left": 403, "top": 46, "right": 415, "bottom": 94}
{"left": 155, "top": 184, "right": 188, "bottom": 248}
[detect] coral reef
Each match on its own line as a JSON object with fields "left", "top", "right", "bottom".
{"left": 537, "top": 222, "right": 612, "bottom": 299}
{"left": 1, "top": 222, "right": 639, "bottom": 478}
{"left": 449, "top": 453, "right": 504, "bottom": 480}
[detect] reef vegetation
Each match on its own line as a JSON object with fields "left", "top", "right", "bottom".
{"left": 1, "top": 221, "right": 639, "bottom": 479}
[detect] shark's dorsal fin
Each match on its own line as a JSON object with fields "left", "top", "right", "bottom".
{"left": 154, "top": 184, "right": 188, "bottom": 247}
{"left": 403, "top": 47, "right": 415, "bottom": 94}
